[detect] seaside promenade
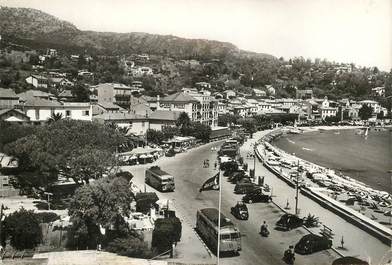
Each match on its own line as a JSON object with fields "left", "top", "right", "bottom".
{"left": 247, "top": 129, "right": 391, "bottom": 264}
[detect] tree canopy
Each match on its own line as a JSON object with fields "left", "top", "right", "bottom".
{"left": 358, "top": 104, "right": 373, "bottom": 120}
{"left": 2, "top": 208, "right": 42, "bottom": 250}
{"left": 4, "top": 120, "right": 126, "bottom": 187}
{"left": 67, "top": 176, "right": 133, "bottom": 249}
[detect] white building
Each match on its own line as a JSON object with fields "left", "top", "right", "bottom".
{"left": 319, "top": 97, "right": 337, "bottom": 119}
{"left": 93, "top": 112, "right": 149, "bottom": 136}
{"left": 21, "top": 98, "right": 92, "bottom": 123}
{"left": 25, "top": 75, "right": 48, "bottom": 89}
{"left": 131, "top": 66, "right": 154, "bottom": 77}
{"left": 158, "top": 91, "right": 218, "bottom": 127}
{"left": 358, "top": 100, "right": 382, "bottom": 114}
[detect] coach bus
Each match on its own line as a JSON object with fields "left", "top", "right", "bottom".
{"left": 145, "top": 166, "right": 175, "bottom": 192}
{"left": 196, "top": 208, "right": 241, "bottom": 254}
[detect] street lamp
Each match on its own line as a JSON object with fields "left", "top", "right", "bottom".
{"left": 295, "top": 160, "right": 300, "bottom": 216}
{"left": 44, "top": 192, "right": 53, "bottom": 210}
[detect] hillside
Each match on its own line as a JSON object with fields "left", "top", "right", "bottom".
{"left": 0, "top": 6, "right": 274, "bottom": 60}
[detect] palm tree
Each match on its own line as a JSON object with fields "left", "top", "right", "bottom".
{"left": 48, "top": 112, "right": 63, "bottom": 123}
{"left": 117, "top": 126, "right": 130, "bottom": 135}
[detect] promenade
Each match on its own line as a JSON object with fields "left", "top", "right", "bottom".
{"left": 248, "top": 130, "right": 391, "bottom": 265}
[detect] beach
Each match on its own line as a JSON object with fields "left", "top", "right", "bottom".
{"left": 273, "top": 127, "right": 391, "bottom": 192}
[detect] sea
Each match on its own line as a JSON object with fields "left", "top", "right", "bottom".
{"left": 273, "top": 128, "right": 391, "bottom": 193}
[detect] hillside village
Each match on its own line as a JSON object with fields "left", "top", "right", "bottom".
{"left": 0, "top": 6, "right": 391, "bottom": 265}
{"left": 0, "top": 38, "right": 390, "bottom": 139}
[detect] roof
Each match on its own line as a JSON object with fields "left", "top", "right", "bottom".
{"left": 58, "top": 90, "right": 74, "bottom": 98}
{"left": 50, "top": 77, "right": 65, "bottom": 83}
{"left": 0, "top": 108, "right": 29, "bottom": 120}
{"left": 98, "top": 102, "right": 123, "bottom": 110}
{"left": 23, "top": 97, "right": 62, "bottom": 107}
{"left": 161, "top": 92, "right": 198, "bottom": 103}
{"left": 17, "top": 90, "right": 54, "bottom": 100}
{"left": 199, "top": 208, "right": 234, "bottom": 227}
{"left": 30, "top": 74, "right": 48, "bottom": 80}
{"left": 0, "top": 88, "right": 18, "bottom": 98}
{"left": 62, "top": 102, "right": 91, "bottom": 108}
{"left": 359, "top": 100, "right": 378, "bottom": 104}
{"left": 148, "top": 166, "right": 170, "bottom": 176}
{"left": 149, "top": 110, "right": 182, "bottom": 121}
{"left": 253, "top": 88, "right": 266, "bottom": 94}
{"left": 93, "top": 112, "right": 148, "bottom": 121}
{"left": 96, "top": 83, "right": 135, "bottom": 91}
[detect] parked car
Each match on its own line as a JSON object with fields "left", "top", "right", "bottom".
{"left": 294, "top": 234, "right": 332, "bottom": 254}
{"left": 275, "top": 213, "right": 303, "bottom": 231}
{"left": 165, "top": 148, "right": 176, "bottom": 157}
{"left": 230, "top": 201, "right": 249, "bottom": 220}
{"left": 234, "top": 182, "right": 260, "bottom": 194}
{"left": 242, "top": 191, "right": 271, "bottom": 203}
{"left": 228, "top": 171, "right": 246, "bottom": 183}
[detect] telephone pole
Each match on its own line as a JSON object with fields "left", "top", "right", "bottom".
{"left": 0, "top": 204, "right": 5, "bottom": 248}
{"left": 295, "top": 160, "right": 300, "bottom": 215}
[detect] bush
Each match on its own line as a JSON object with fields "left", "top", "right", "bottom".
{"left": 106, "top": 236, "right": 153, "bottom": 258}
{"left": 3, "top": 208, "right": 42, "bottom": 250}
{"left": 35, "top": 212, "right": 60, "bottom": 223}
{"left": 135, "top": 192, "right": 159, "bottom": 214}
{"left": 151, "top": 217, "right": 182, "bottom": 253}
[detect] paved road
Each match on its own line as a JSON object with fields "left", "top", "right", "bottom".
{"left": 122, "top": 140, "right": 339, "bottom": 265}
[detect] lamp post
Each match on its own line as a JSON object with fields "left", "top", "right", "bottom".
{"left": 0, "top": 204, "right": 5, "bottom": 249}
{"left": 44, "top": 192, "right": 53, "bottom": 211}
{"left": 295, "top": 160, "right": 300, "bottom": 216}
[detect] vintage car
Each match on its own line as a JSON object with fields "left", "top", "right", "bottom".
{"left": 242, "top": 191, "right": 272, "bottom": 203}
{"left": 294, "top": 234, "right": 332, "bottom": 254}
{"left": 275, "top": 213, "right": 303, "bottom": 231}
{"left": 234, "top": 182, "right": 260, "bottom": 194}
{"left": 228, "top": 171, "right": 246, "bottom": 183}
{"left": 230, "top": 201, "right": 249, "bottom": 220}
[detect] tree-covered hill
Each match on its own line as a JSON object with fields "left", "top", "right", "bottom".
{"left": 0, "top": 6, "right": 274, "bottom": 60}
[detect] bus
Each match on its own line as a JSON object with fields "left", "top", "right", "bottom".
{"left": 196, "top": 208, "right": 241, "bottom": 254}
{"left": 145, "top": 166, "right": 175, "bottom": 192}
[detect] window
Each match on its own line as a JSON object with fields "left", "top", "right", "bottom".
{"left": 220, "top": 234, "right": 230, "bottom": 240}
{"left": 83, "top": 110, "right": 90, "bottom": 116}
{"left": 66, "top": 110, "right": 71, "bottom": 117}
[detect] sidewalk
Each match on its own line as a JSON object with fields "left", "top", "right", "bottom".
{"left": 242, "top": 130, "right": 390, "bottom": 265}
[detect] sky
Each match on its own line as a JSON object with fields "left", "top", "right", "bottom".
{"left": 0, "top": 0, "right": 391, "bottom": 71}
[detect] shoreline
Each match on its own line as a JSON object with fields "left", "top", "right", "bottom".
{"left": 254, "top": 127, "right": 392, "bottom": 245}
{"left": 267, "top": 125, "right": 390, "bottom": 191}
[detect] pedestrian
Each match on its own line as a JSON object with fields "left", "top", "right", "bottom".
{"left": 283, "top": 245, "right": 295, "bottom": 264}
